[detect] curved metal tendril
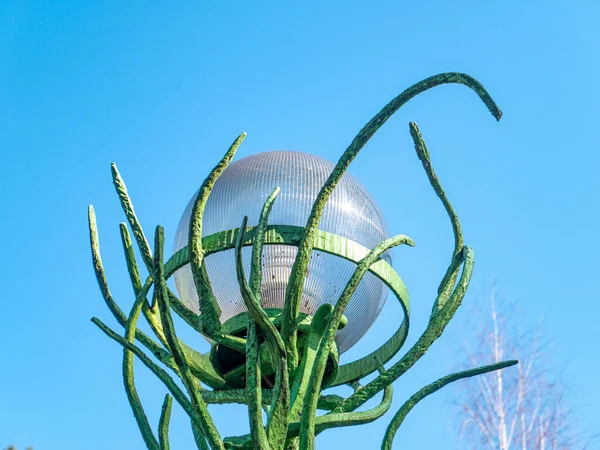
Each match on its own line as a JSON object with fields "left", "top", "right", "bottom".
{"left": 88, "top": 73, "right": 515, "bottom": 450}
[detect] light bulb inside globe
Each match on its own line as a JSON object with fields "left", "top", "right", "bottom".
{"left": 173, "top": 150, "right": 391, "bottom": 354}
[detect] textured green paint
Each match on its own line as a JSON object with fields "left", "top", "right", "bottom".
{"left": 120, "top": 223, "right": 145, "bottom": 294}
{"left": 123, "top": 280, "right": 160, "bottom": 450}
{"left": 289, "top": 303, "right": 333, "bottom": 421}
{"left": 250, "top": 187, "right": 281, "bottom": 295}
{"left": 115, "top": 218, "right": 228, "bottom": 388}
{"left": 313, "top": 366, "right": 392, "bottom": 436}
{"left": 192, "top": 422, "right": 210, "bottom": 450}
{"left": 167, "top": 290, "right": 205, "bottom": 334}
{"left": 88, "top": 206, "right": 178, "bottom": 371}
{"left": 182, "top": 341, "right": 228, "bottom": 389}
{"left": 117, "top": 222, "right": 171, "bottom": 352}
{"left": 114, "top": 195, "right": 238, "bottom": 384}
{"left": 154, "top": 226, "right": 225, "bottom": 450}
{"left": 331, "top": 318, "right": 408, "bottom": 387}
{"left": 245, "top": 321, "right": 270, "bottom": 450}
{"left": 281, "top": 72, "right": 502, "bottom": 371}
{"left": 189, "top": 133, "right": 246, "bottom": 336}
{"left": 168, "top": 225, "right": 409, "bottom": 293}
{"left": 174, "top": 225, "right": 409, "bottom": 388}
{"left": 165, "top": 225, "right": 410, "bottom": 323}
{"left": 209, "top": 309, "right": 322, "bottom": 389}
{"left": 111, "top": 164, "right": 155, "bottom": 273}
{"left": 328, "top": 120, "right": 471, "bottom": 387}
{"left": 111, "top": 167, "right": 177, "bottom": 364}
{"left": 410, "top": 122, "right": 463, "bottom": 311}
{"left": 92, "top": 317, "right": 200, "bottom": 424}
{"left": 159, "top": 394, "right": 173, "bottom": 450}
{"left": 90, "top": 73, "right": 507, "bottom": 450}
{"left": 118, "top": 203, "right": 206, "bottom": 342}
{"left": 381, "top": 360, "right": 518, "bottom": 450}
{"left": 248, "top": 187, "right": 282, "bottom": 450}
{"left": 196, "top": 389, "right": 343, "bottom": 411}
{"left": 220, "top": 309, "right": 314, "bottom": 336}
{"left": 327, "top": 232, "right": 413, "bottom": 384}
{"left": 333, "top": 247, "right": 475, "bottom": 414}
{"left": 235, "top": 217, "right": 289, "bottom": 450}
{"left": 219, "top": 344, "right": 274, "bottom": 387}
{"left": 330, "top": 101, "right": 498, "bottom": 414}
{"left": 112, "top": 171, "right": 209, "bottom": 347}
{"left": 122, "top": 217, "right": 202, "bottom": 336}
{"left": 298, "top": 235, "right": 413, "bottom": 450}
{"left": 224, "top": 375, "right": 393, "bottom": 448}
{"left": 211, "top": 333, "right": 248, "bottom": 355}
{"left": 88, "top": 205, "right": 130, "bottom": 325}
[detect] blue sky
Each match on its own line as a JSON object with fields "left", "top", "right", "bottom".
{"left": 1, "top": 1, "right": 598, "bottom": 449}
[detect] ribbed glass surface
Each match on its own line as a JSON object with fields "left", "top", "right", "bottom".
{"left": 173, "top": 151, "right": 391, "bottom": 353}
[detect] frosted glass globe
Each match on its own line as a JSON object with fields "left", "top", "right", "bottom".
{"left": 173, "top": 151, "right": 391, "bottom": 353}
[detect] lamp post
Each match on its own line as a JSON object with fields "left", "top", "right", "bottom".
{"left": 89, "top": 72, "right": 517, "bottom": 450}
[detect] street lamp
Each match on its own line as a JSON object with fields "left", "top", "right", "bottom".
{"left": 89, "top": 72, "right": 517, "bottom": 450}
{"left": 174, "top": 150, "right": 392, "bottom": 354}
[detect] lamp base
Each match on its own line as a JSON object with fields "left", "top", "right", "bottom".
{"left": 210, "top": 308, "right": 342, "bottom": 389}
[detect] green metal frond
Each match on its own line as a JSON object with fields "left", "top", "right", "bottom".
{"left": 243, "top": 188, "right": 280, "bottom": 449}
{"left": 248, "top": 187, "right": 287, "bottom": 450}
{"left": 189, "top": 132, "right": 246, "bottom": 336}
{"left": 409, "top": 122, "right": 463, "bottom": 311}
{"left": 289, "top": 303, "right": 334, "bottom": 421}
{"left": 123, "top": 282, "right": 160, "bottom": 450}
{"left": 245, "top": 320, "right": 271, "bottom": 450}
{"left": 89, "top": 74, "right": 506, "bottom": 449}
{"left": 196, "top": 388, "right": 344, "bottom": 411}
{"left": 88, "top": 206, "right": 176, "bottom": 369}
{"left": 111, "top": 163, "right": 155, "bottom": 274}
{"left": 112, "top": 170, "right": 206, "bottom": 341}
{"left": 120, "top": 223, "right": 144, "bottom": 294}
{"left": 223, "top": 367, "right": 394, "bottom": 449}
{"left": 294, "top": 382, "right": 395, "bottom": 439}
{"left": 168, "top": 226, "right": 409, "bottom": 384}
{"left": 381, "top": 360, "right": 518, "bottom": 450}
{"left": 120, "top": 211, "right": 204, "bottom": 341}
{"left": 192, "top": 422, "right": 210, "bottom": 450}
{"left": 180, "top": 343, "right": 227, "bottom": 389}
{"left": 250, "top": 187, "right": 281, "bottom": 295}
{"left": 168, "top": 224, "right": 410, "bottom": 388}
{"left": 168, "top": 223, "right": 412, "bottom": 387}
{"left": 117, "top": 221, "right": 170, "bottom": 348}
{"left": 235, "top": 216, "right": 290, "bottom": 450}
{"left": 333, "top": 246, "right": 475, "bottom": 414}
{"left": 158, "top": 394, "right": 173, "bottom": 450}
{"left": 331, "top": 318, "right": 409, "bottom": 387}
{"left": 313, "top": 361, "right": 392, "bottom": 436}
{"left": 88, "top": 205, "right": 128, "bottom": 324}
{"left": 154, "top": 226, "right": 225, "bottom": 450}
{"left": 91, "top": 317, "right": 198, "bottom": 424}
{"left": 281, "top": 72, "right": 501, "bottom": 370}
{"left": 95, "top": 214, "right": 225, "bottom": 388}
{"left": 298, "top": 235, "right": 414, "bottom": 450}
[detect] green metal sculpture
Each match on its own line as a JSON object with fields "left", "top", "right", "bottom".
{"left": 89, "top": 72, "right": 517, "bottom": 449}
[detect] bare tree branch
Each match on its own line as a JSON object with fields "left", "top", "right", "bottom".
{"left": 453, "top": 289, "right": 587, "bottom": 450}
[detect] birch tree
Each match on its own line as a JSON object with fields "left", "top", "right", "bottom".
{"left": 454, "top": 290, "right": 585, "bottom": 450}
